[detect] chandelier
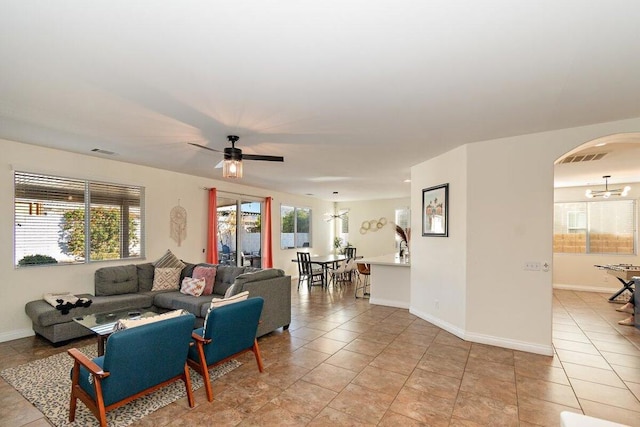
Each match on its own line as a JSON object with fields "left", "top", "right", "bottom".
{"left": 585, "top": 175, "right": 630, "bottom": 198}
{"left": 324, "top": 209, "right": 349, "bottom": 222}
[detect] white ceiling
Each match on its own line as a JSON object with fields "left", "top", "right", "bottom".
{"left": 2, "top": 1, "right": 640, "bottom": 201}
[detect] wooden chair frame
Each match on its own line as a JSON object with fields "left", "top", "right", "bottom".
{"left": 188, "top": 333, "right": 264, "bottom": 402}
{"left": 68, "top": 348, "right": 194, "bottom": 427}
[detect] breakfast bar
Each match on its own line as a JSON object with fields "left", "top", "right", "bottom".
{"left": 359, "top": 254, "right": 410, "bottom": 309}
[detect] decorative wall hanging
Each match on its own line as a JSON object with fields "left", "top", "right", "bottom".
{"left": 422, "top": 184, "right": 448, "bottom": 237}
{"left": 170, "top": 202, "right": 187, "bottom": 246}
{"left": 359, "top": 217, "right": 387, "bottom": 234}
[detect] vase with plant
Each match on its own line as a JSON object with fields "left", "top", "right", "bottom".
{"left": 395, "top": 225, "right": 411, "bottom": 260}
{"left": 333, "top": 237, "right": 343, "bottom": 255}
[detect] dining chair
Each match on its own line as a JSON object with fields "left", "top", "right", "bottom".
{"left": 355, "top": 262, "right": 370, "bottom": 298}
{"left": 296, "top": 252, "right": 325, "bottom": 290}
{"left": 328, "top": 260, "right": 348, "bottom": 288}
{"left": 344, "top": 258, "right": 358, "bottom": 284}
{"left": 344, "top": 247, "right": 357, "bottom": 259}
{"left": 343, "top": 248, "right": 357, "bottom": 282}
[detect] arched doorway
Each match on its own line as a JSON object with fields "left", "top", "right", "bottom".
{"left": 553, "top": 133, "right": 640, "bottom": 293}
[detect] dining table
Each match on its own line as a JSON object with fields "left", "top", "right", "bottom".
{"left": 292, "top": 254, "right": 361, "bottom": 285}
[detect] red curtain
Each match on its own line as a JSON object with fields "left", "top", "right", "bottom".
{"left": 207, "top": 188, "right": 218, "bottom": 264}
{"left": 262, "top": 196, "right": 273, "bottom": 268}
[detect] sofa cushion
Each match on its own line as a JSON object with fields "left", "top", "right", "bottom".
{"left": 25, "top": 293, "right": 154, "bottom": 328}
{"left": 95, "top": 265, "right": 138, "bottom": 296}
{"left": 153, "top": 249, "right": 186, "bottom": 269}
{"left": 136, "top": 263, "right": 155, "bottom": 292}
{"left": 152, "top": 267, "right": 181, "bottom": 291}
{"left": 181, "top": 262, "right": 197, "bottom": 280}
{"left": 153, "top": 291, "right": 212, "bottom": 315}
{"left": 213, "top": 266, "right": 246, "bottom": 296}
{"left": 193, "top": 266, "right": 217, "bottom": 295}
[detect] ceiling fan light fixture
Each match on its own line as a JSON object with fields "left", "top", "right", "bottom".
{"left": 190, "top": 134, "right": 283, "bottom": 179}
{"left": 223, "top": 159, "right": 243, "bottom": 179}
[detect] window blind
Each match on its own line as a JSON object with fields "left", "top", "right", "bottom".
{"left": 14, "top": 171, "right": 144, "bottom": 267}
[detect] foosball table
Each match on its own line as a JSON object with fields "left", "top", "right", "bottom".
{"left": 594, "top": 264, "right": 640, "bottom": 302}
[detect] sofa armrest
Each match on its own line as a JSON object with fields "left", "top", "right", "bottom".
{"left": 237, "top": 276, "right": 292, "bottom": 337}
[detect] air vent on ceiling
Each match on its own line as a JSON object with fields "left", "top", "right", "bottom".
{"left": 560, "top": 152, "right": 608, "bottom": 164}
{"left": 91, "top": 148, "right": 116, "bottom": 155}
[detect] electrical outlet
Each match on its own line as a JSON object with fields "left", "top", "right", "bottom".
{"left": 435, "top": 299, "right": 440, "bottom": 310}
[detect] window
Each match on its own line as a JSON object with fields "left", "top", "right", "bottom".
{"left": 338, "top": 210, "right": 349, "bottom": 245}
{"left": 14, "top": 172, "right": 144, "bottom": 267}
{"left": 280, "top": 205, "right": 312, "bottom": 249}
{"left": 554, "top": 200, "right": 635, "bottom": 254}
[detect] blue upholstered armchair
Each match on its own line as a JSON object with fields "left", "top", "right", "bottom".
{"left": 188, "top": 297, "right": 264, "bottom": 402}
{"left": 68, "top": 313, "right": 196, "bottom": 427}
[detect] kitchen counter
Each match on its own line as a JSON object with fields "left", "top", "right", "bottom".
{"left": 359, "top": 254, "right": 410, "bottom": 308}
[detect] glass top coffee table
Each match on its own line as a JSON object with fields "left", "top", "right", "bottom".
{"left": 73, "top": 308, "right": 156, "bottom": 356}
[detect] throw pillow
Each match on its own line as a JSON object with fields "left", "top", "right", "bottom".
{"left": 153, "top": 249, "right": 186, "bottom": 269}
{"left": 223, "top": 283, "right": 237, "bottom": 298}
{"left": 151, "top": 267, "right": 182, "bottom": 291}
{"left": 181, "top": 277, "right": 206, "bottom": 297}
{"left": 193, "top": 266, "right": 217, "bottom": 296}
{"left": 113, "top": 309, "right": 188, "bottom": 332}
{"left": 203, "top": 291, "right": 250, "bottom": 330}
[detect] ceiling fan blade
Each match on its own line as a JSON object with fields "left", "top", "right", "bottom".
{"left": 214, "top": 160, "right": 224, "bottom": 169}
{"left": 188, "top": 142, "right": 223, "bottom": 153}
{"left": 242, "top": 154, "right": 284, "bottom": 162}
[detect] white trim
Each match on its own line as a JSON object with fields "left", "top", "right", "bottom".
{"left": 369, "top": 297, "right": 410, "bottom": 309}
{"left": 464, "top": 330, "right": 553, "bottom": 356}
{"left": 410, "top": 306, "right": 466, "bottom": 337}
{"left": 553, "top": 283, "right": 618, "bottom": 293}
{"left": 410, "top": 307, "right": 553, "bottom": 356}
{"left": 0, "top": 328, "right": 34, "bottom": 343}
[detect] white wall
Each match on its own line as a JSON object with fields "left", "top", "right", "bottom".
{"left": 410, "top": 116, "right": 640, "bottom": 355}
{"left": 336, "top": 197, "right": 410, "bottom": 258}
{"left": 1, "top": 139, "right": 333, "bottom": 342}
{"left": 553, "top": 184, "right": 640, "bottom": 291}
{"left": 410, "top": 146, "right": 468, "bottom": 335}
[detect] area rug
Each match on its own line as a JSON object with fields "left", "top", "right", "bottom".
{"left": 0, "top": 345, "right": 240, "bottom": 427}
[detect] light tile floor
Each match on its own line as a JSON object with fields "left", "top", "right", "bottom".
{"left": 1, "top": 284, "right": 640, "bottom": 426}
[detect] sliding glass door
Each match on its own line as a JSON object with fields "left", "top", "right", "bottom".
{"left": 217, "top": 197, "right": 262, "bottom": 267}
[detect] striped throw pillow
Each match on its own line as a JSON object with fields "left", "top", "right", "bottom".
{"left": 153, "top": 249, "right": 186, "bottom": 269}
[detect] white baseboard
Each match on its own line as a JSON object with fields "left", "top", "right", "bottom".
{"left": 554, "top": 283, "right": 618, "bottom": 293}
{"left": 410, "top": 307, "right": 553, "bottom": 356}
{"left": 464, "top": 330, "right": 553, "bottom": 356}
{"left": 410, "top": 306, "right": 466, "bottom": 338}
{"left": 369, "top": 297, "right": 410, "bottom": 309}
{"left": 0, "top": 328, "right": 34, "bottom": 343}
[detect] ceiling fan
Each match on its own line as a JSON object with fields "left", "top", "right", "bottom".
{"left": 189, "top": 135, "right": 284, "bottom": 179}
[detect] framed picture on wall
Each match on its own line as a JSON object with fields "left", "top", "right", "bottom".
{"left": 422, "top": 184, "right": 449, "bottom": 237}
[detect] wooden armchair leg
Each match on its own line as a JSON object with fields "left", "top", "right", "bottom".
{"left": 195, "top": 340, "right": 213, "bottom": 402}
{"left": 94, "top": 378, "right": 108, "bottom": 427}
{"left": 253, "top": 339, "right": 264, "bottom": 372}
{"left": 69, "top": 361, "right": 79, "bottom": 422}
{"left": 183, "top": 364, "right": 195, "bottom": 408}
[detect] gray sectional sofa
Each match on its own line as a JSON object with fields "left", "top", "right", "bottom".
{"left": 25, "top": 262, "right": 292, "bottom": 345}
